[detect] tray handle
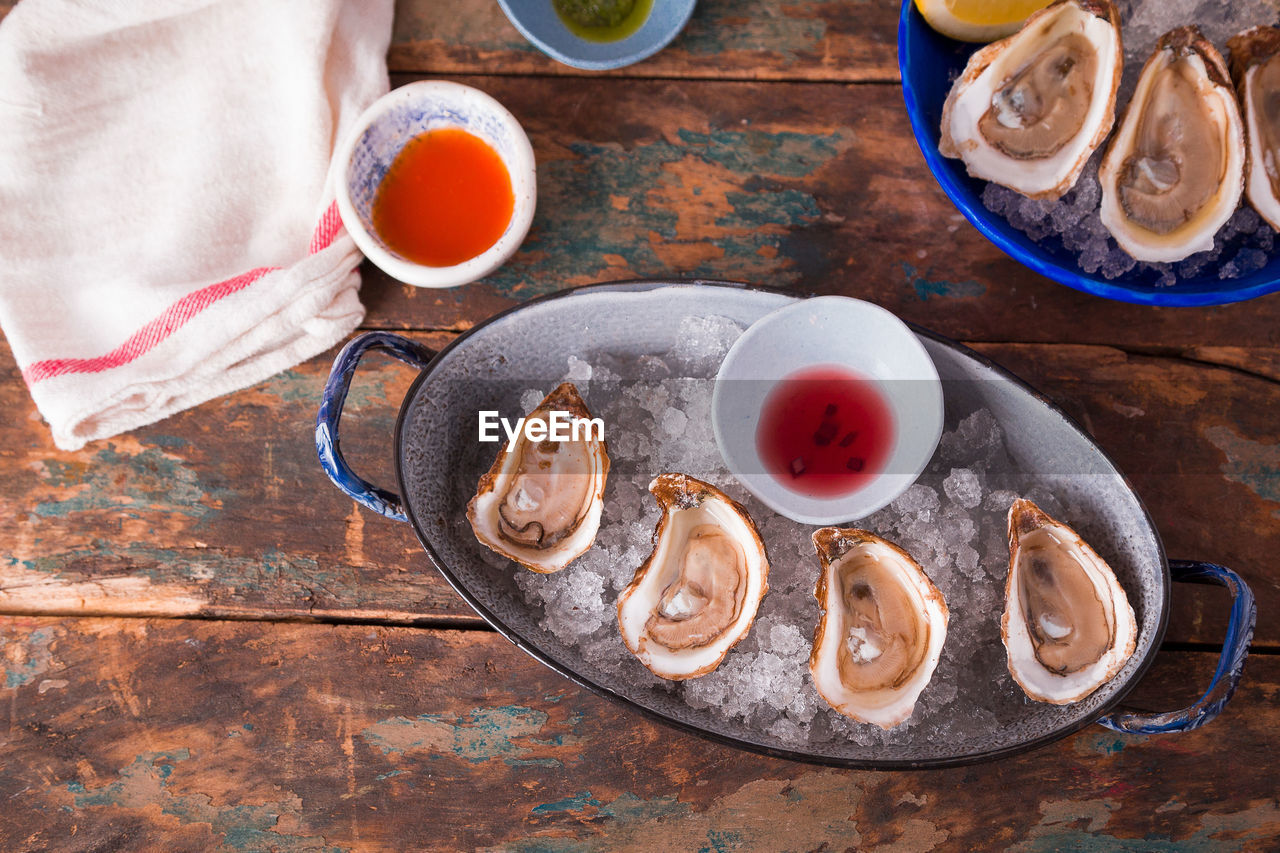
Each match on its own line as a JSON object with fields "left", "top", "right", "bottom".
{"left": 316, "top": 331, "right": 435, "bottom": 522}
{"left": 1097, "top": 560, "right": 1256, "bottom": 735}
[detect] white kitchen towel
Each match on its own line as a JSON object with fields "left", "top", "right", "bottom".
{"left": 0, "top": 0, "right": 394, "bottom": 450}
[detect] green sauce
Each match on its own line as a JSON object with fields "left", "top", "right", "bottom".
{"left": 553, "top": 0, "right": 654, "bottom": 43}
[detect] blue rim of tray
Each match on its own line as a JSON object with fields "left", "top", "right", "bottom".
{"left": 897, "top": 0, "right": 1280, "bottom": 307}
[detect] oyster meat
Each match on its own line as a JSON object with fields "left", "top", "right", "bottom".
{"left": 1002, "top": 499, "right": 1137, "bottom": 704}
{"left": 1099, "top": 26, "right": 1246, "bottom": 263}
{"left": 617, "top": 474, "right": 769, "bottom": 680}
{"left": 1229, "top": 26, "right": 1280, "bottom": 232}
{"left": 467, "top": 382, "right": 609, "bottom": 574}
{"left": 940, "top": 0, "right": 1123, "bottom": 199}
{"left": 808, "top": 528, "right": 948, "bottom": 730}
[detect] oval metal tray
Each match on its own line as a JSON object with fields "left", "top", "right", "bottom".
{"left": 318, "top": 281, "right": 1253, "bottom": 768}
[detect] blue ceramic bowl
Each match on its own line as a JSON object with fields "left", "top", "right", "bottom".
{"left": 498, "top": 0, "right": 696, "bottom": 71}
{"left": 898, "top": 0, "right": 1280, "bottom": 306}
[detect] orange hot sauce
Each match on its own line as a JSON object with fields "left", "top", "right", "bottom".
{"left": 372, "top": 128, "right": 515, "bottom": 267}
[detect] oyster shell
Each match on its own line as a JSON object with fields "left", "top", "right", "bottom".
{"left": 1229, "top": 26, "right": 1280, "bottom": 231}
{"left": 1002, "top": 499, "right": 1137, "bottom": 704}
{"left": 617, "top": 474, "right": 769, "bottom": 680}
{"left": 940, "top": 0, "right": 1123, "bottom": 199}
{"left": 808, "top": 528, "right": 948, "bottom": 730}
{"left": 467, "top": 382, "right": 609, "bottom": 574}
{"left": 1099, "top": 26, "right": 1246, "bottom": 262}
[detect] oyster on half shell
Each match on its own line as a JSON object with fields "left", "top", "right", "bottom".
{"left": 1099, "top": 26, "right": 1246, "bottom": 263}
{"left": 940, "top": 0, "right": 1123, "bottom": 200}
{"left": 617, "top": 474, "right": 769, "bottom": 680}
{"left": 1003, "top": 499, "right": 1137, "bottom": 704}
{"left": 808, "top": 528, "right": 948, "bottom": 730}
{"left": 467, "top": 382, "right": 609, "bottom": 574}
{"left": 1229, "top": 26, "right": 1280, "bottom": 232}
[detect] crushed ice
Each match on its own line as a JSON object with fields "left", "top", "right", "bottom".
{"left": 491, "top": 315, "right": 1085, "bottom": 751}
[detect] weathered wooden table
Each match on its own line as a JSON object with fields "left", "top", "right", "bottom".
{"left": 1, "top": 1, "right": 1277, "bottom": 849}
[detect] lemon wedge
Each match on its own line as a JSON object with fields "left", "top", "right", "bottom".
{"left": 914, "top": 0, "right": 1053, "bottom": 43}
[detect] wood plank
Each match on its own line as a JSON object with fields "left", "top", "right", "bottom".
{"left": 0, "top": 0, "right": 899, "bottom": 83}
{"left": 0, "top": 616, "right": 1276, "bottom": 851}
{"left": 363, "top": 75, "right": 1280, "bottom": 354}
{"left": 1176, "top": 345, "right": 1280, "bottom": 384}
{"left": 0, "top": 332, "right": 481, "bottom": 625}
{"left": 1, "top": 334, "right": 1275, "bottom": 646}
{"left": 387, "top": 0, "right": 901, "bottom": 82}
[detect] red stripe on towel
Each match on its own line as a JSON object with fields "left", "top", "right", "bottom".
{"left": 310, "top": 200, "right": 343, "bottom": 254}
{"left": 21, "top": 266, "right": 277, "bottom": 384}
{"left": 21, "top": 204, "right": 345, "bottom": 385}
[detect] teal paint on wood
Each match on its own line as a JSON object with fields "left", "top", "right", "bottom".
{"left": 11, "top": 543, "right": 334, "bottom": 595}
{"left": 147, "top": 434, "right": 191, "bottom": 448}
{"left": 597, "top": 791, "right": 690, "bottom": 822}
{"left": 486, "top": 129, "right": 850, "bottom": 296}
{"left": 531, "top": 792, "right": 602, "bottom": 815}
{"left": 717, "top": 189, "right": 821, "bottom": 230}
{"left": 488, "top": 775, "right": 861, "bottom": 853}
{"left": 69, "top": 749, "right": 346, "bottom": 852}
{"left": 676, "top": 129, "right": 850, "bottom": 178}
{"left": 702, "top": 829, "right": 746, "bottom": 853}
{"left": 70, "top": 750, "right": 188, "bottom": 808}
{"left": 504, "top": 139, "right": 678, "bottom": 293}
{"left": 1072, "top": 731, "right": 1145, "bottom": 757}
{"left": 33, "top": 444, "right": 229, "bottom": 520}
{"left": 1204, "top": 425, "right": 1280, "bottom": 509}
{"left": 361, "top": 705, "right": 563, "bottom": 766}
{"left": 903, "top": 262, "right": 986, "bottom": 302}
{"left": 2, "top": 627, "right": 53, "bottom": 688}
{"left": 1008, "top": 800, "right": 1280, "bottom": 853}
{"left": 677, "top": 0, "right": 829, "bottom": 63}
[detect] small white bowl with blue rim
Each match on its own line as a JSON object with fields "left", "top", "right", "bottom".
{"left": 712, "top": 295, "right": 945, "bottom": 526}
{"left": 334, "top": 80, "right": 537, "bottom": 289}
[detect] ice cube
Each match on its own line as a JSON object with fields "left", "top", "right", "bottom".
{"left": 943, "top": 468, "right": 983, "bottom": 509}
{"left": 519, "top": 387, "right": 546, "bottom": 413}
{"left": 983, "top": 489, "right": 1020, "bottom": 513}
{"left": 566, "top": 355, "right": 593, "bottom": 383}
{"left": 892, "top": 483, "right": 940, "bottom": 520}
{"left": 660, "top": 408, "right": 688, "bottom": 436}
{"left": 668, "top": 315, "right": 744, "bottom": 371}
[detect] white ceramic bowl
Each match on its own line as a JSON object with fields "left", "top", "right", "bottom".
{"left": 334, "top": 81, "right": 537, "bottom": 288}
{"left": 712, "top": 295, "right": 944, "bottom": 525}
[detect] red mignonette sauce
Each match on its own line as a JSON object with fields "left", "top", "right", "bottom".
{"left": 755, "top": 365, "right": 895, "bottom": 498}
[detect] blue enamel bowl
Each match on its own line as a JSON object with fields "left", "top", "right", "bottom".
{"left": 898, "top": 0, "right": 1280, "bottom": 306}
{"left": 498, "top": 0, "right": 696, "bottom": 71}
